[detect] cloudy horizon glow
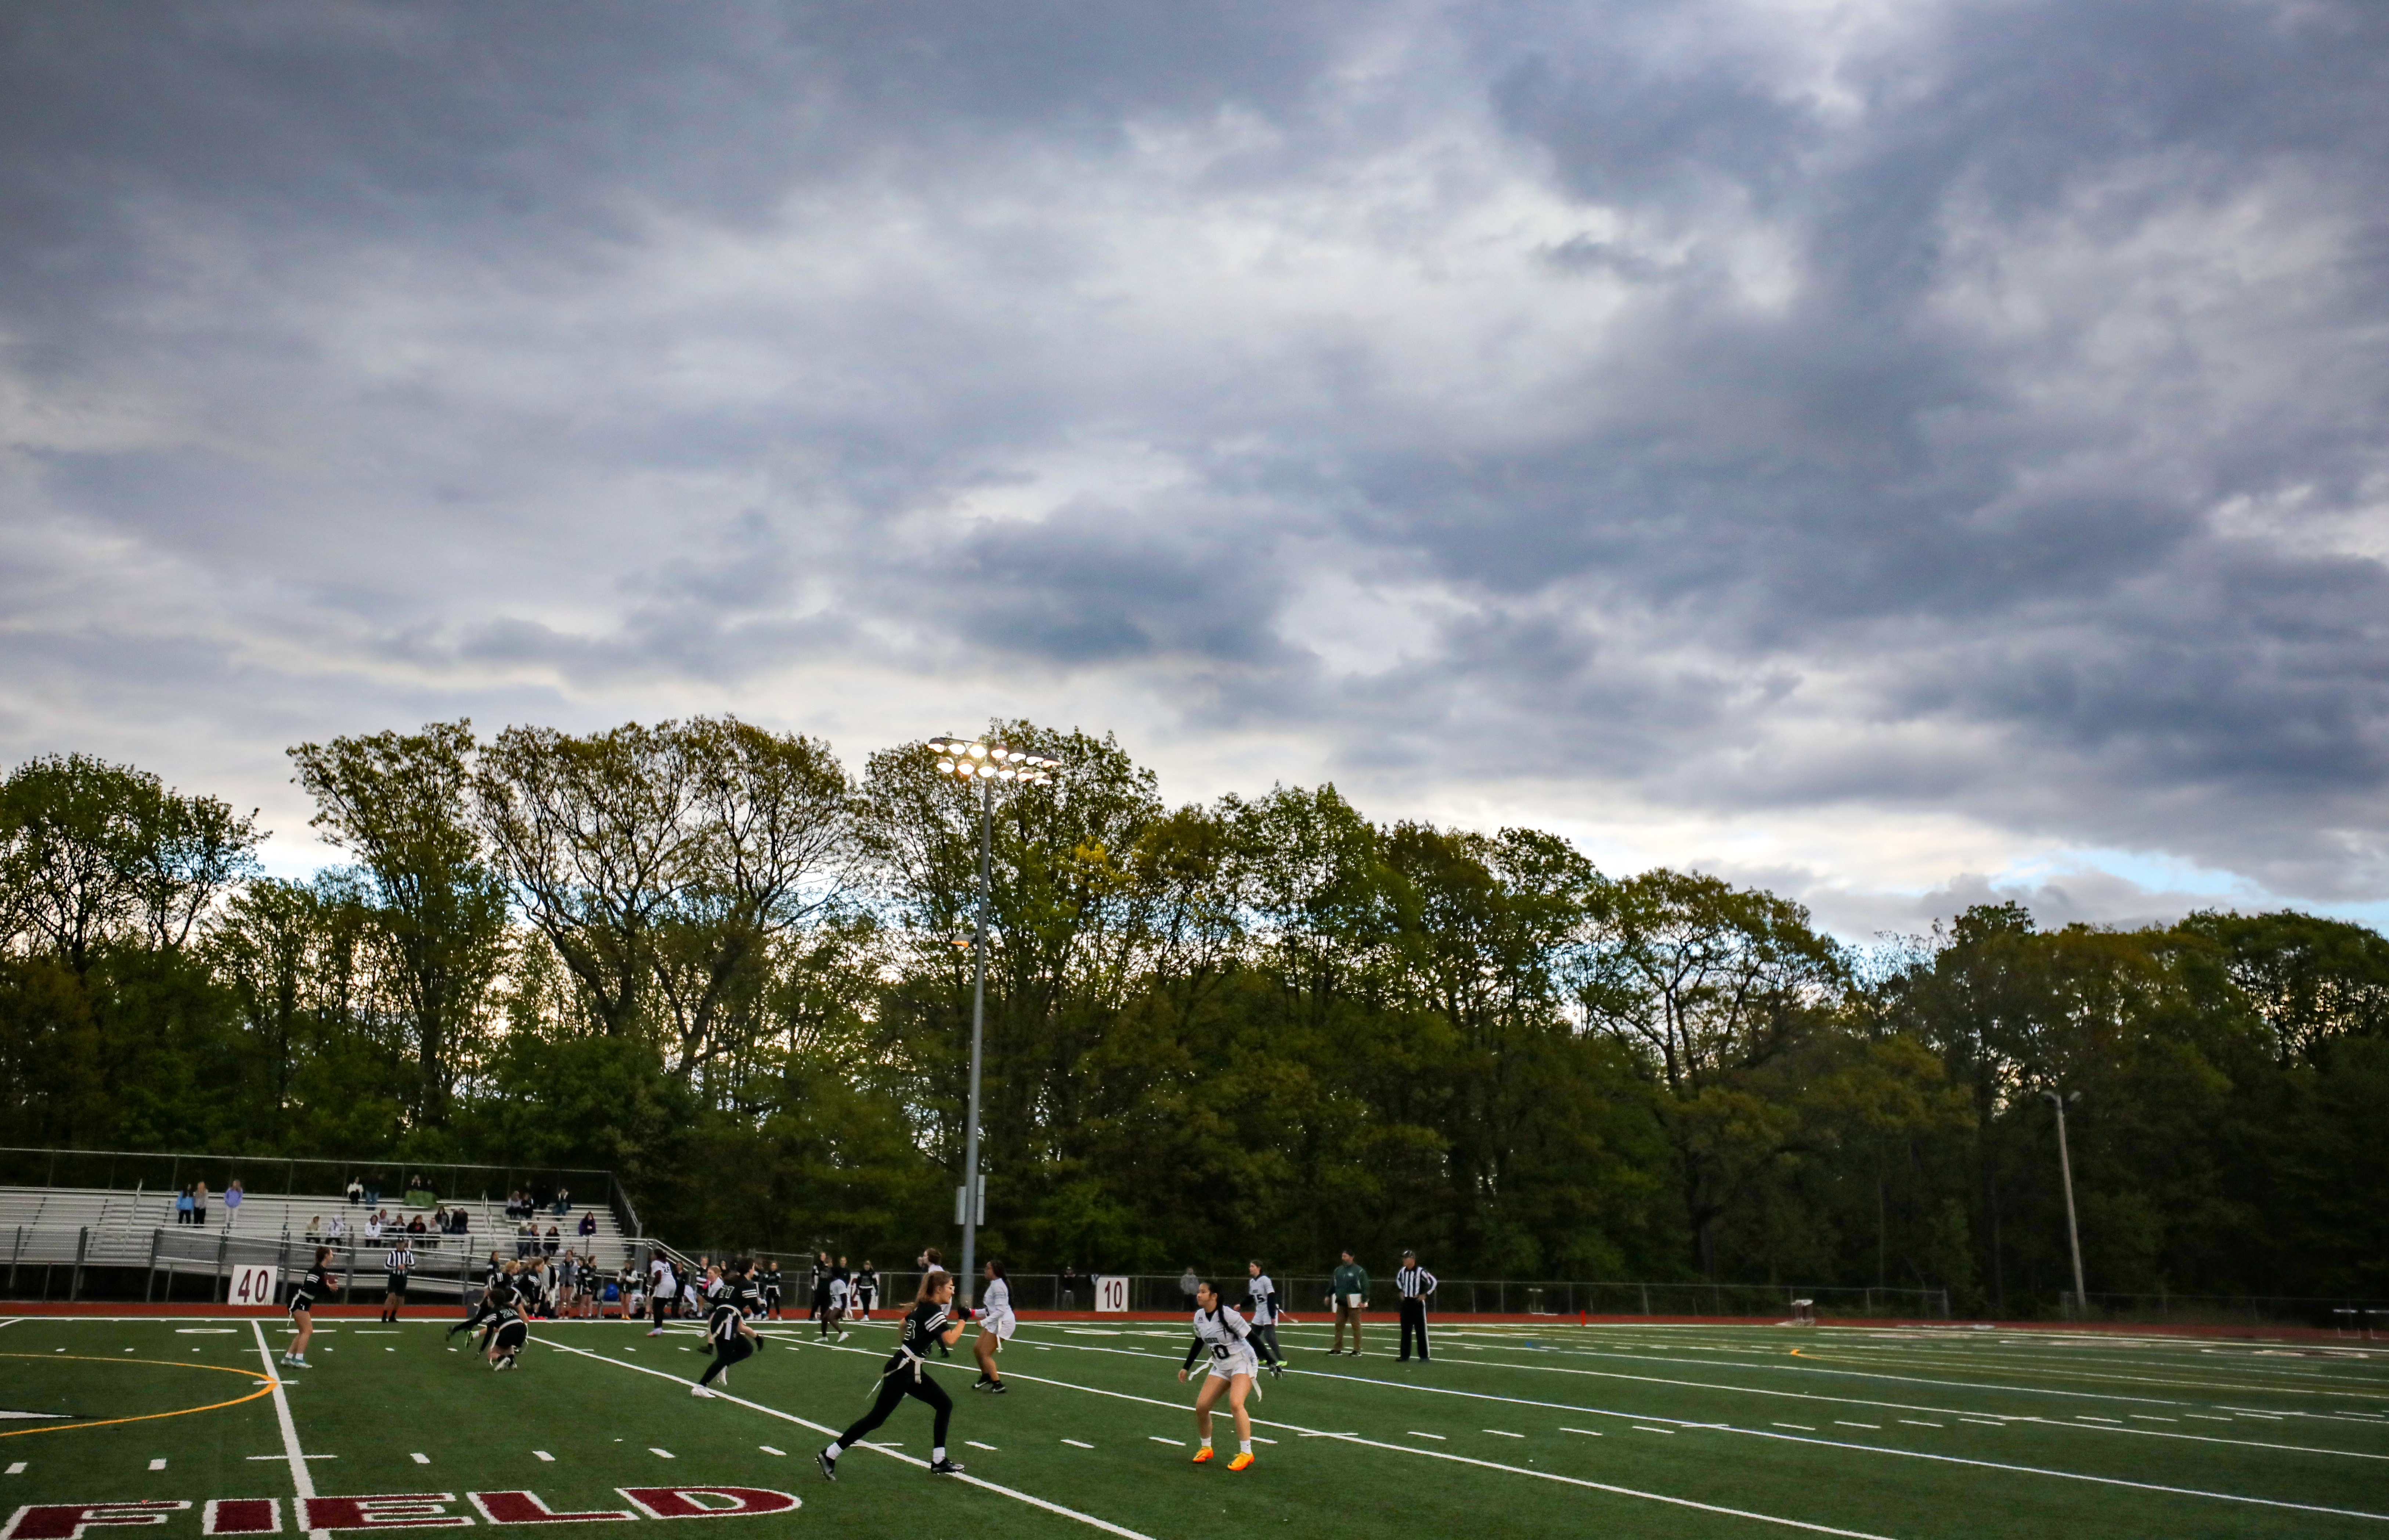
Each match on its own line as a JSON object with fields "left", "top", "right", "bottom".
{"left": 3, "top": 0, "right": 2385, "bottom": 939}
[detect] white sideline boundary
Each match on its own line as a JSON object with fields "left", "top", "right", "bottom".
{"left": 247, "top": 1321, "right": 330, "bottom": 1540}
{"left": 1274, "top": 1335, "right": 2389, "bottom": 1463}
{"left": 539, "top": 1339, "right": 1155, "bottom": 1540}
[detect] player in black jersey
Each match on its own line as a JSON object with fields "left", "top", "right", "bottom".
{"left": 486, "top": 1264, "right": 529, "bottom": 1371}
{"left": 448, "top": 1252, "right": 506, "bottom": 1343}
{"left": 760, "top": 1260, "right": 784, "bottom": 1321}
{"left": 691, "top": 1260, "right": 762, "bottom": 1397}
{"left": 853, "top": 1262, "right": 878, "bottom": 1321}
{"left": 282, "top": 1247, "right": 338, "bottom": 1369}
{"left": 816, "top": 1270, "right": 969, "bottom": 1481}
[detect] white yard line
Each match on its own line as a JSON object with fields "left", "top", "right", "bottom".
{"left": 539, "top": 1339, "right": 1158, "bottom": 1540}
{"left": 247, "top": 1320, "right": 329, "bottom": 1540}
{"left": 977, "top": 1366, "right": 1902, "bottom": 1540}
{"left": 1004, "top": 1333, "right": 2389, "bottom": 1523}
{"left": 1273, "top": 1342, "right": 2389, "bottom": 1464}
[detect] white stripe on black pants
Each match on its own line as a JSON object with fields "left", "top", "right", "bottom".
{"left": 1398, "top": 1297, "right": 1430, "bottom": 1361}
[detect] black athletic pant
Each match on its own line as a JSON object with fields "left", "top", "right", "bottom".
{"left": 652, "top": 1295, "right": 672, "bottom": 1328}
{"left": 699, "top": 1335, "right": 754, "bottom": 1386}
{"left": 1253, "top": 1322, "right": 1284, "bottom": 1365}
{"left": 448, "top": 1303, "right": 492, "bottom": 1339}
{"left": 836, "top": 1368, "right": 953, "bottom": 1452}
{"left": 1399, "top": 1298, "right": 1431, "bottom": 1361}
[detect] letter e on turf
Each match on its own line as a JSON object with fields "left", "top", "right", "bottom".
{"left": 301, "top": 1496, "right": 473, "bottom": 1530}
{"left": 466, "top": 1496, "right": 634, "bottom": 1526}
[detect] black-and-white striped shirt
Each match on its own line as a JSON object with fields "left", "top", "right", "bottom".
{"left": 1395, "top": 1264, "right": 1437, "bottom": 1301}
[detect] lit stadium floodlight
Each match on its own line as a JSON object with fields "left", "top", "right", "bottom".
{"left": 925, "top": 736, "right": 1061, "bottom": 785}
{"left": 920, "top": 732, "right": 1063, "bottom": 1290}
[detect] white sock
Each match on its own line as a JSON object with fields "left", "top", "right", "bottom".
{"left": 824, "top": 1442, "right": 842, "bottom": 1459}
{"left": 1199, "top": 1435, "right": 1212, "bottom": 1449}
{"left": 1239, "top": 1439, "right": 1253, "bottom": 1455}
{"left": 932, "top": 1446, "right": 946, "bottom": 1462}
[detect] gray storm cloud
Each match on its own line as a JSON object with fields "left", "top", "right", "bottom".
{"left": 1, "top": 0, "right": 2383, "bottom": 926}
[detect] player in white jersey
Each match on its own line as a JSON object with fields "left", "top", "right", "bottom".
{"left": 1244, "top": 1260, "right": 1287, "bottom": 1376}
{"left": 970, "top": 1260, "right": 1014, "bottom": 1393}
{"left": 1176, "top": 1280, "right": 1259, "bottom": 1471}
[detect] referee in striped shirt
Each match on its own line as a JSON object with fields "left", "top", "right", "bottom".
{"left": 1394, "top": 1251, "right": 1436, "bottom": 1363}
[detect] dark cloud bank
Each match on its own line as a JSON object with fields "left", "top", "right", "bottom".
{"left": 1, "top": 0, "right": 2385, "bottom": 928}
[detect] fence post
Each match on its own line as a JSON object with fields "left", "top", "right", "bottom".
{"left": 7, "top": 1225, "right": 21, "bottom": 1293}
{"left": 1639, "top": 1282, "right": 1650, "bottom": 1315}
{"left": 145, "top": 1227, "right": 162, "bottom": 1302}
{"left": 214, "top": 1228, "right": 230, "bottom": 1304}
{"left": 70, "top": 1226, "right": 89, "bottom": 1301}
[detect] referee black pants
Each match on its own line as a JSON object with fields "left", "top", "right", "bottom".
{"left": 1399, "top": 1298, "right": 1431, "bottom": 1361}
{"left": 836, "top": 1368, "right": 953, "bottom": 1451}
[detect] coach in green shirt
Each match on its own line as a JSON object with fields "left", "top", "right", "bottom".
{"left": 1328, "top": 1251, "right": 1369, "bottom": 1355}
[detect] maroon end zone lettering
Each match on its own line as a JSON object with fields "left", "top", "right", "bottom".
{"left": 3, "top": 1503, "right": 191, "bottom": 1540}
{"left": 301, "top": 1496, "right": 473, "bottom": 1530}
{"left": 203, "top": 1501, "right": 282, "bottom": 1536}
{"left": 465, "top": 1496, "right": 633, "bottom": 1526}
{"left": 613, "top": 1491, "right": 799, "bottom": 1521}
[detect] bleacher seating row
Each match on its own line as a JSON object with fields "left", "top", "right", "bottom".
{"left": 1, "top": 1184, "right": 640, "bottom": 1298}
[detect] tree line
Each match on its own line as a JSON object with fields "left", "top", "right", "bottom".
{"left": 3, "top": 719, "right": 2383, "bottom": 1313}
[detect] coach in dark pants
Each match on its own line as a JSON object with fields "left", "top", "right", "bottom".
{"left": 1395, "top": 1250, "right": 1437, "bottom": 1362}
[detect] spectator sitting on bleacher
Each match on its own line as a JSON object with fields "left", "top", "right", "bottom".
{"left": 327, "top": 1213, "right": 346, "bottom": 1243}
{"left": 579, "top": 1210, "right": 597, "bottom": 1239}
{"left": 407, "top": 1214, "right": 428, "bottom": 1235}
{"left": 553, "top": 1186, "right": 571, "bottom": 1215}
{"left": 346, "top": 1178, "right": 363, "bottom": 1205}
{"left": 366, "top": 1211, "right": 384, "bottom": 1241}
{"left": 450, "top": 1207, "right": 469, "bottom": 1235}
{"left": 306, "top": 1215, "right": 324, "bottom": 1240}
{"left": 364, "top": 1177, "right": 381, "bottom": 1205}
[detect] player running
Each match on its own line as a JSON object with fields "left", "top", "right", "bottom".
{"left": 970, "top": 1259, "right": 1013, "bottom": 1393}
{"left": 692, "top": 1260, "right": 762, "bottom": 1397}
{"left": 1177, "top": 1279, "right": 1260, "bottom": 1471}
{"left": 282, "top": 1246, "right": 337, "bottom": 1369}
{"left": 816, "top": 1271, "right": 968, "bottom": 1481}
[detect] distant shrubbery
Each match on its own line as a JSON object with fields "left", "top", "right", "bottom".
{"left": 4, "top": 723, "right": 2384, "bottom": 1309}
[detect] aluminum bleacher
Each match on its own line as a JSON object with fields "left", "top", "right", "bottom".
{"left": 0, "top": 1148, "right": 649, "bottom": 1304}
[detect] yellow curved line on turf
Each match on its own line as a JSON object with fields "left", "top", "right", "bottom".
{"left": 0, "top": 1353, "right": 278, "bottom": 1439}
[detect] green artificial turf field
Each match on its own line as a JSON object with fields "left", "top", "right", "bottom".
{"left": 5, "top": 1311, "right": 2386, "bottom": 1540}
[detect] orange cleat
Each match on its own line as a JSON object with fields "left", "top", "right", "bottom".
{"left": 1227, "top": 1452, "right": 1254, "bottom": 1471}
{"left": 1191, "top": 1447, "right": 1215, "bottom": 1464}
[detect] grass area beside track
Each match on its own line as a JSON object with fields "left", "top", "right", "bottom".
{"left": 5, "top": 1312, "right": 2386, "bottom": 1540}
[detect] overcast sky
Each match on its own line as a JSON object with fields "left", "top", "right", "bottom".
{"left": 3, "top": 0, "right": 2385, "bottom": 938}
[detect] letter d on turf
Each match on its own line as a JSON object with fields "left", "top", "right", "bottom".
{"left": 615, "top": 1491, "right": 798, "bottom": 1521}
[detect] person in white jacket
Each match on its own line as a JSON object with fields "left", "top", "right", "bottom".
{"left": 970, "top": 1259, "right": 1014, "bottom": 1393}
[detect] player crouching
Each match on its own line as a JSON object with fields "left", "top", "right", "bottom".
{"left": 487, "top": 1265, "right": 530, "bottom": 1371}
{"left": 1178, "top": 1279, "right": 1260, "bottom": 1471}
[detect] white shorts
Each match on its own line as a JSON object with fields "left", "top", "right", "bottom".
{"left": 982, "top": 1308, "right": 1016, "bottom": 1341}
{"left": 1205, "top": 1348, "right": 1260, "bottom": 1382}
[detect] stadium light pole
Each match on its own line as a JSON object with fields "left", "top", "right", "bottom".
{"left": 925, "top": 733, "right": 1061, "bottom": 1293}
{"left": 2043, "top": 1089, "right": 2088, "bottom": 1318}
